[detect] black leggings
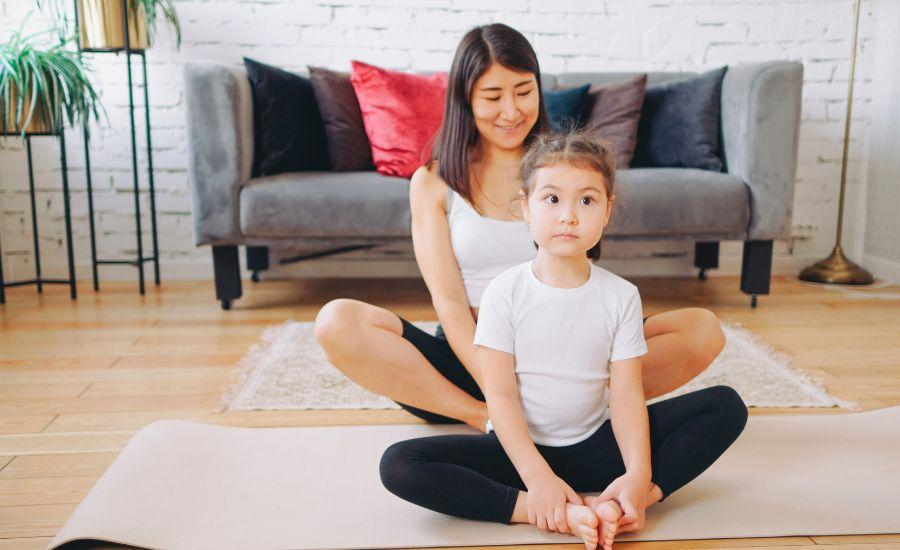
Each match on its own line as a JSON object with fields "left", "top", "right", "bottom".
{"left": 380, "top": 385, "right": 748, "bottom": 524}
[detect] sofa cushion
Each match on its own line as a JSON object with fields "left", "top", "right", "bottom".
{"left": 308, "top": 66, "right": 375, "bottom": 172}
{"left": 631, "top": 67, "right": 728, "bottom": 171}
{"left": 240, "top": 172, "right": 411, "bottom": 239}
{"left": 240, "top": 168, "right": 748, "bottom": 240}
{"left": 584, "top": 74, "right": 647, "bottom": 169}
{"left": 605, "top": 168, "right": 749, "bottom": 237}
{"left": 350, "top": 60, "right": 448, "bottom": 179}
{"left": 243, "top": 58, "right": 329, "bottom": 177}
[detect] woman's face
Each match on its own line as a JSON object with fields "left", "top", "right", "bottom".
{"left": 521, "top": 162, "right": 613, "bottom": 258}
{"left": 470, "top": 62, "right": 540, "bottom": 152}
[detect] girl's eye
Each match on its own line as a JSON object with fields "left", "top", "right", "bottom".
{"left": 581, "top": 196, "right": 594, "bottom": 205}
{"left": 517, "top": 90, "right": 531, "bottom": 97}
{"left": 544, "top": 195, "right": 558, "bottom": 204}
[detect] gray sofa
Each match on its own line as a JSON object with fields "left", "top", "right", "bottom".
{"left": 184, "top": 60, "right": 802, "bottom": 310}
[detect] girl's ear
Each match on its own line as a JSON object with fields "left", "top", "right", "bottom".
{"left": 603, "top": 194, "right": 615, "bottom": 228}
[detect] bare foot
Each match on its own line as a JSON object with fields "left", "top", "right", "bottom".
{"left": 584, "top": 496, "right": 624, "bottom": 550}
{"left": 565, "top": 503, "right": 600, "bottom": 549}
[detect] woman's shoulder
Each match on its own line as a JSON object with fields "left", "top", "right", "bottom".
{"left": 409, "top": 161, "right": 451, "bottom": 212}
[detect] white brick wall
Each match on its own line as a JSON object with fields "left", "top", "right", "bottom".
{"left": 0, "top": 0, "right": 882, "bottom": 282}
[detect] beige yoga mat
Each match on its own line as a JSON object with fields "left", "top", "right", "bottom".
{"left": 50, "top": 407, "right": 900, "bottom": 550}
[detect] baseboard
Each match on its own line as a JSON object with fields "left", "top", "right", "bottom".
{"left": 268, "top": 253, "right": 825, "bottom": 280}
{"left": 0, "top": 257, "right": 218, "bottom": 283}
{"left": 2, "top": 250, "right": 849, "bottom": 282}
{"left": 862, "top": 254, "right": 900, "bottom": 283}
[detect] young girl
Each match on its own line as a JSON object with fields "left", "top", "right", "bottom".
{"left": 379, "top": 131, "right": 748, "bottom": 550}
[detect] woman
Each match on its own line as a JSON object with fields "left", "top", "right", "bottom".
{"left": 314, "top": 23, "right": 725, "bottom": 435}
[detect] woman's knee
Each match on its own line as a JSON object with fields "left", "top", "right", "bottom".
{"left": 314, "top": 299, "right": 362, "bottom": 355}
{"left": 315, "top": 298, "right": 384, "bottom": 363}
{"left": 686, "top": 308, "right": 726, "bottom": 371}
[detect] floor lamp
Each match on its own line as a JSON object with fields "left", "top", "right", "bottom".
{"left": 799, "top": 0, "right": 875, "bottom": 285}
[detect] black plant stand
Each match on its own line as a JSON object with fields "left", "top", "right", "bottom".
{"left": 0, "top": 130, "right": 77, "bottom": 304}
{"left": 75, "top": 0, "right": 160, "bottom": 294}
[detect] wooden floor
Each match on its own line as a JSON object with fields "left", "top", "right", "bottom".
{"left": 1, "top": 274, "right": 898, "bottom": 550}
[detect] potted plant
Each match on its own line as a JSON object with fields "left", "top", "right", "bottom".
{"left": 0, "top": 26, "right": 103, "bottom": 137}
{"left": 36, "top": 0, "right": 181, "bottom": 51}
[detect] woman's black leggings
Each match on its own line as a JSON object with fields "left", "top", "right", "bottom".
{"left": 380, "top": 385, "right": 748, "bottom": 524}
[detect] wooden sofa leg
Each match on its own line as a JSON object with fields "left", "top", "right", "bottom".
{"left": 694, "top": 241, "right": 719, "bottom": 280}
{"left": 246, "top": 246, "right": 269, "bottom": 283}
{"left": 212, "top": 245, "right": 242, "bottom": 310}
{"left": 740, "top": 240, "right": 773, "bottom": 308}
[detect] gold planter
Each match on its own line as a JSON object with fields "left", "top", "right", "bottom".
{"left": 1, "top": 87, "right": 53, "bottom": 135}
{"left": 77, "top": 0, "right": 149, "bottom": 51}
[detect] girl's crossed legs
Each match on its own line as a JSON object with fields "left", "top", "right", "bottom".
{"left": 380, "top": 385, "right": 748, "bottom": 527}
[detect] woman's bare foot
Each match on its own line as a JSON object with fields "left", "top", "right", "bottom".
{"left": 565, "top": 503, "right": 600, "bottom": 549}
{"left": 583, "top": 496, "right": 624, "bottom": 550}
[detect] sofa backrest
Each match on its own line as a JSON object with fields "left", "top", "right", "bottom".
{"left": 551, "top": 71, "right": 697, "bottom": 88}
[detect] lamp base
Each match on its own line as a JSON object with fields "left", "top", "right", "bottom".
{"left": 799, "top": 245, "right": 874, "bottom": 285}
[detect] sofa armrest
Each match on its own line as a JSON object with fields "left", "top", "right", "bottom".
{"left": 721, "top": 60, "right": 803, "bottom": 241}
{"left": 184, "top": 61, "right": 254, "bottom": 246}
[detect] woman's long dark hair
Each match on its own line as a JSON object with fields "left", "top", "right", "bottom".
{"left": 427, "top": 24, "right": 551, "bottom": 210}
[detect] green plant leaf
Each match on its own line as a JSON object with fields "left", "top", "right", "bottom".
{"left": 1, "top": 15, "right": 104, "bottom": 138}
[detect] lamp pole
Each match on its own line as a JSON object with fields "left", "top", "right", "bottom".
{"left": 799, "top": 0, "right": 874, "bottom": 285}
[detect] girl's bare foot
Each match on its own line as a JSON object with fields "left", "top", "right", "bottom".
{"left": 583, "top": 496, "right": 624, "bottom": 550}
{"left": 565, "top": 502, "right": 600, "bottom": 549}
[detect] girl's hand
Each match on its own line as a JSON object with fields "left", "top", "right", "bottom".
{"left": 525, "top": 471, "right": 583, "bottom": 533}
{"left": 594, "top": 472, "right": 651, "bottom": 532}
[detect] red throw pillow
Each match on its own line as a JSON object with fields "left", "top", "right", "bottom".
{"left": 350, "top": 60, "right": 448, "bottom": 178}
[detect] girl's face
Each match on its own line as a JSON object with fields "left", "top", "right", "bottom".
{"left": 470, "top": 62, "right": 540, "bottom": 152}
{"left": 520, "top": 162, "right": 614, "bottom": 258}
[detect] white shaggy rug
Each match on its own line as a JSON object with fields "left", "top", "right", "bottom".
{"left": 220, "top": 321, "right": 860, "bottom": 412}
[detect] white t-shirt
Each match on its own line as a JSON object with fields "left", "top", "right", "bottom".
{"left": 473, "top": 259, "right": 648, "bottom": 446}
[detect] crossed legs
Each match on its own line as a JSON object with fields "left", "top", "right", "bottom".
{"left": 314, "top": 299, "right": 725, "bottom": 426}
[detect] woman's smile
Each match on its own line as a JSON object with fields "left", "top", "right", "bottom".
{"left": 496, "top": 120, "right": 524, "bottom": 134}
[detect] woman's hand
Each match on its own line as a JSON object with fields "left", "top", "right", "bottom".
{"left": 594, "top": 472, "right": 651, "bottom": 532}
{"left": 525, "top": 470, "right": 583, "bottom": 533}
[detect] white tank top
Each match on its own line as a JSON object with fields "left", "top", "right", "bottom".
{"left": 446, "top": 187, "right": 536, "bottom": 307}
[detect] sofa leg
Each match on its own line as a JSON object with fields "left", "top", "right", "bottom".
{"left": 212, "top": 245, "right": 242, "bottom": 310}
{"left": 694, "top": 241, "right": 719, "bottom": 280}
{"left": 246, "top": 246, "right": 269, "bottom": 283}
{"left": 740, "top": 240, "right": 773, "bottom": 308}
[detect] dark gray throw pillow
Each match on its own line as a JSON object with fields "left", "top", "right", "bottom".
{"left": 308, "top": 66, "right": 374, "bottom": 172}
{"left": 545, "top": 84, "right": 590, "bottom": 132}
{"left": 243, "top": 57, "right": 330, "bottom": 177}
{"left": 631, "top": 66, "right": 727, "bottom": 171}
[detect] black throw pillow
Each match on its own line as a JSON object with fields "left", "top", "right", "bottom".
{"left": 544, "top": 84, "right": 590, "bottom": 132}
{"left": 243, "top": 57, "right": 330, "bottom": 177}
{"left": 631, "top": 66, "right": 727, "bottom": 171}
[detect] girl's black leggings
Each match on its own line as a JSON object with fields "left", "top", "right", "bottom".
{"left": 380, "top": 385, "right": 748, "bottom": 524}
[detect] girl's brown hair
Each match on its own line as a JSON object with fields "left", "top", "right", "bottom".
{"left": 427, "top": 23, "right": 551, "bottom": 209}
{"left": 519, "top": 130, "right": 617, "bottom": 261}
